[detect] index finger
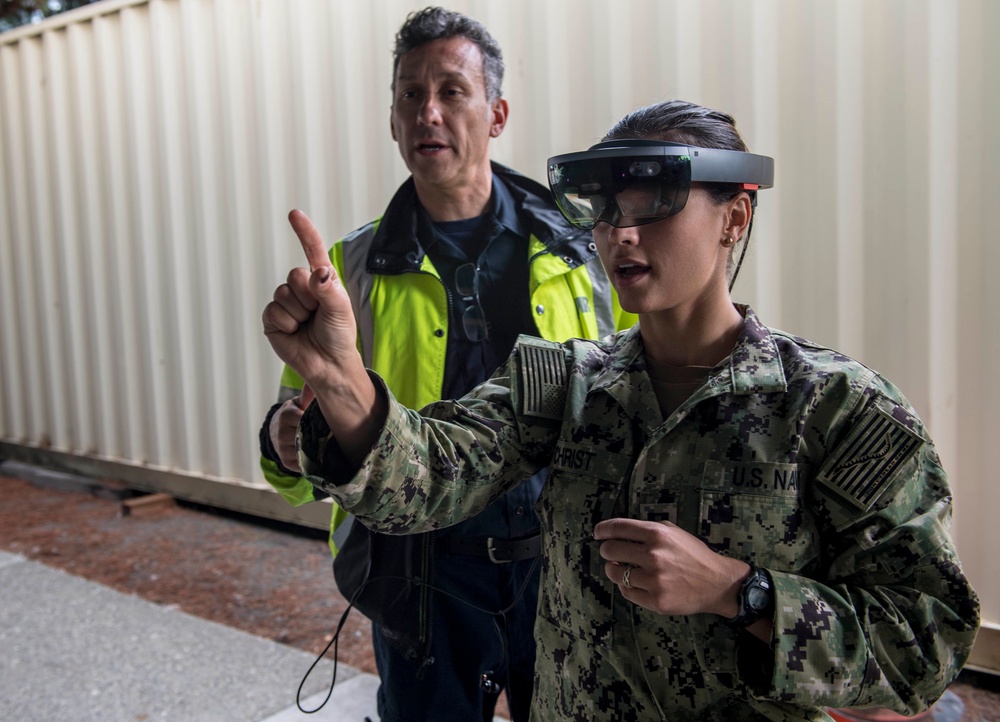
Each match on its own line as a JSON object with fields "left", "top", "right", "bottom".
{"left": 288, "top": 209, "right": 331, "bottom": 271}
{"left": 593, "top": 517, "right": 658, "bottom": 541}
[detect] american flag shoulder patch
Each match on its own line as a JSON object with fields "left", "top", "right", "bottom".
{"left": 816, "top": 401, "right": 924, "bottom": 511}
{"left": 519, "top": 340, "right": 568, "bottom": 421}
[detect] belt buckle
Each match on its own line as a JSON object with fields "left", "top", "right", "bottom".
{"left": 486, "top": 537, "right": 510, "bottom": 564}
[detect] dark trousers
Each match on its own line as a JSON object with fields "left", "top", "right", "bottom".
{"left": 372, "top": 553, "right": 540, "bottom": 722}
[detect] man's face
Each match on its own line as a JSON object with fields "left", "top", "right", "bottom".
{"left": 390, "top": 36, "right": 506, "bottom": 195}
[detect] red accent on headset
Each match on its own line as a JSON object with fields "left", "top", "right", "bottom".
{"left": 740, "top": 183, "right": 759, "bottom": 190}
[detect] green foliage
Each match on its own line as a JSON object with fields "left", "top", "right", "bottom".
{"left": 1, "top": 0, "right": 103, "bottom": 32}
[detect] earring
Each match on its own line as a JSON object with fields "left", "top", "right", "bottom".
{"left": 722, "top": 236, "right": 735, "bottom": 247}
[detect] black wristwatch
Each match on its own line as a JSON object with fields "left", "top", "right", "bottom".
{"left": 726, "top": 565, "right": 774, "bottom": 628}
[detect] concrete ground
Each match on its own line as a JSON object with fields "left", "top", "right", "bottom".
{"left": 0, "top": 549, "right": 381, "bottom": 722}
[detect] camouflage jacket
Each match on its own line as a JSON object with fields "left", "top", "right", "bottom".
{"left": 299, "top": 306, "right": 980, "bottom": 721}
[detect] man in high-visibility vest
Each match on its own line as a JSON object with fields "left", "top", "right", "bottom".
{"left": 258, "top": 7, "right": 634, "bottom": 721}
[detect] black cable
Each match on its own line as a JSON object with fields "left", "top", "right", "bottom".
{"left": 729, "top": 206, "right": 756, "bottom": 292}
{"left": 295, "top": 554, "right": 541, "bottom": 713}
{"left": 296, "top": 600, "right": 351, "bottom": 713}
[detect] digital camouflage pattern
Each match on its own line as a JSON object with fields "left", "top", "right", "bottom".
{"left": 299, "top": 306, "right": 980, "bottom": 721}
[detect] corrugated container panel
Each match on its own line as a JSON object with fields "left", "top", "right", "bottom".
{"left": 1, "top": 0, "right": 997, "bottom": 670}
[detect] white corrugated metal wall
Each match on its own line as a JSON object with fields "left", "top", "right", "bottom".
{"left": 1, "top": 0, "right": 996, "bottom": 670}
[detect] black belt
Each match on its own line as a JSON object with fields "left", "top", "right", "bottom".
{"left": 444, "top": 532, "right": 541, "bottom": 564}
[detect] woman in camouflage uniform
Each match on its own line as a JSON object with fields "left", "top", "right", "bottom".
{"left": 263, "top": 100, "right": 980, "bottom": 721}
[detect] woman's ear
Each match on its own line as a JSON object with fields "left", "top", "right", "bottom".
{"left": 724, "top": 192, "right": 753, "bottom": 240}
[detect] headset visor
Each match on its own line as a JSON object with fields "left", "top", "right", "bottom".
{"left": 547, "top": 140, "right": 774, "bottom": 229}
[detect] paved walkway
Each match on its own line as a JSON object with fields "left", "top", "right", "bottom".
{"left": 0, "top": 549, "right": 381, "bottom": 722}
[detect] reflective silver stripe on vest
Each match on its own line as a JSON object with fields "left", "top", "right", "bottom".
{"left": 587, "top": 262, "right": 616, "bottom": 338}
{"left": 331, "top": 514, "right": 354, "bottom": 551}
{"left": 276, "top": 385, "right": 299, "bottom": 404}
{"left": 339, "top": 225, "right": 377, "bottom": 367}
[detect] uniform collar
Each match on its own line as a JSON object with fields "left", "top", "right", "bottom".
{"left": 417, "top": 172, "right": 527, "bottom": 261}
{"left": 490, "top": 170, "right": 526, "bottom": 239}
{"left": 366, "top": 161, "right": 597, "bottom": 274}
{"left": 592, "top": 305, "right": 788, "bottom": 430}
{"left": 725, "top": 305, "right": 787, "bottom": 395}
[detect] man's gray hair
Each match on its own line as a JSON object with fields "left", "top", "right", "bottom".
{"left": 392, "top": 6, "right": 504, "bottom": 101}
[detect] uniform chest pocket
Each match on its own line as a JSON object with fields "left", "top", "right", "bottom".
{"left": 535, "top": 448, "right": 630, "bottom": 642}
{"left": 698, "top": 461, "right": 818, "bottom": 572}
{"left": 536, "top": 469, "right": 622, "bottom": 640}
{"left": 541, "top": 442, "right": 632, "bottom": 541}
{"left": 537, "top": 469, "right": 624, "bottom": 542}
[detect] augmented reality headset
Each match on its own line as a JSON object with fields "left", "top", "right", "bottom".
{"left": 547, "top": 139, "right": 775, "bottom": 229}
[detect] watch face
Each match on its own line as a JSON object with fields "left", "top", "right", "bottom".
{"left": 727, "top": 569, "right": 774, "bottom": 627}
{"left": 747, "top": 585, "right": 771, "bottom": 611}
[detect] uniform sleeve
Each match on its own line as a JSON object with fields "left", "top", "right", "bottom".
{"left": 298, "top": 348, "right": 564, "bottom": 535}
{"left": 747, "top": 380, "right": 980, "bottom": 713}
